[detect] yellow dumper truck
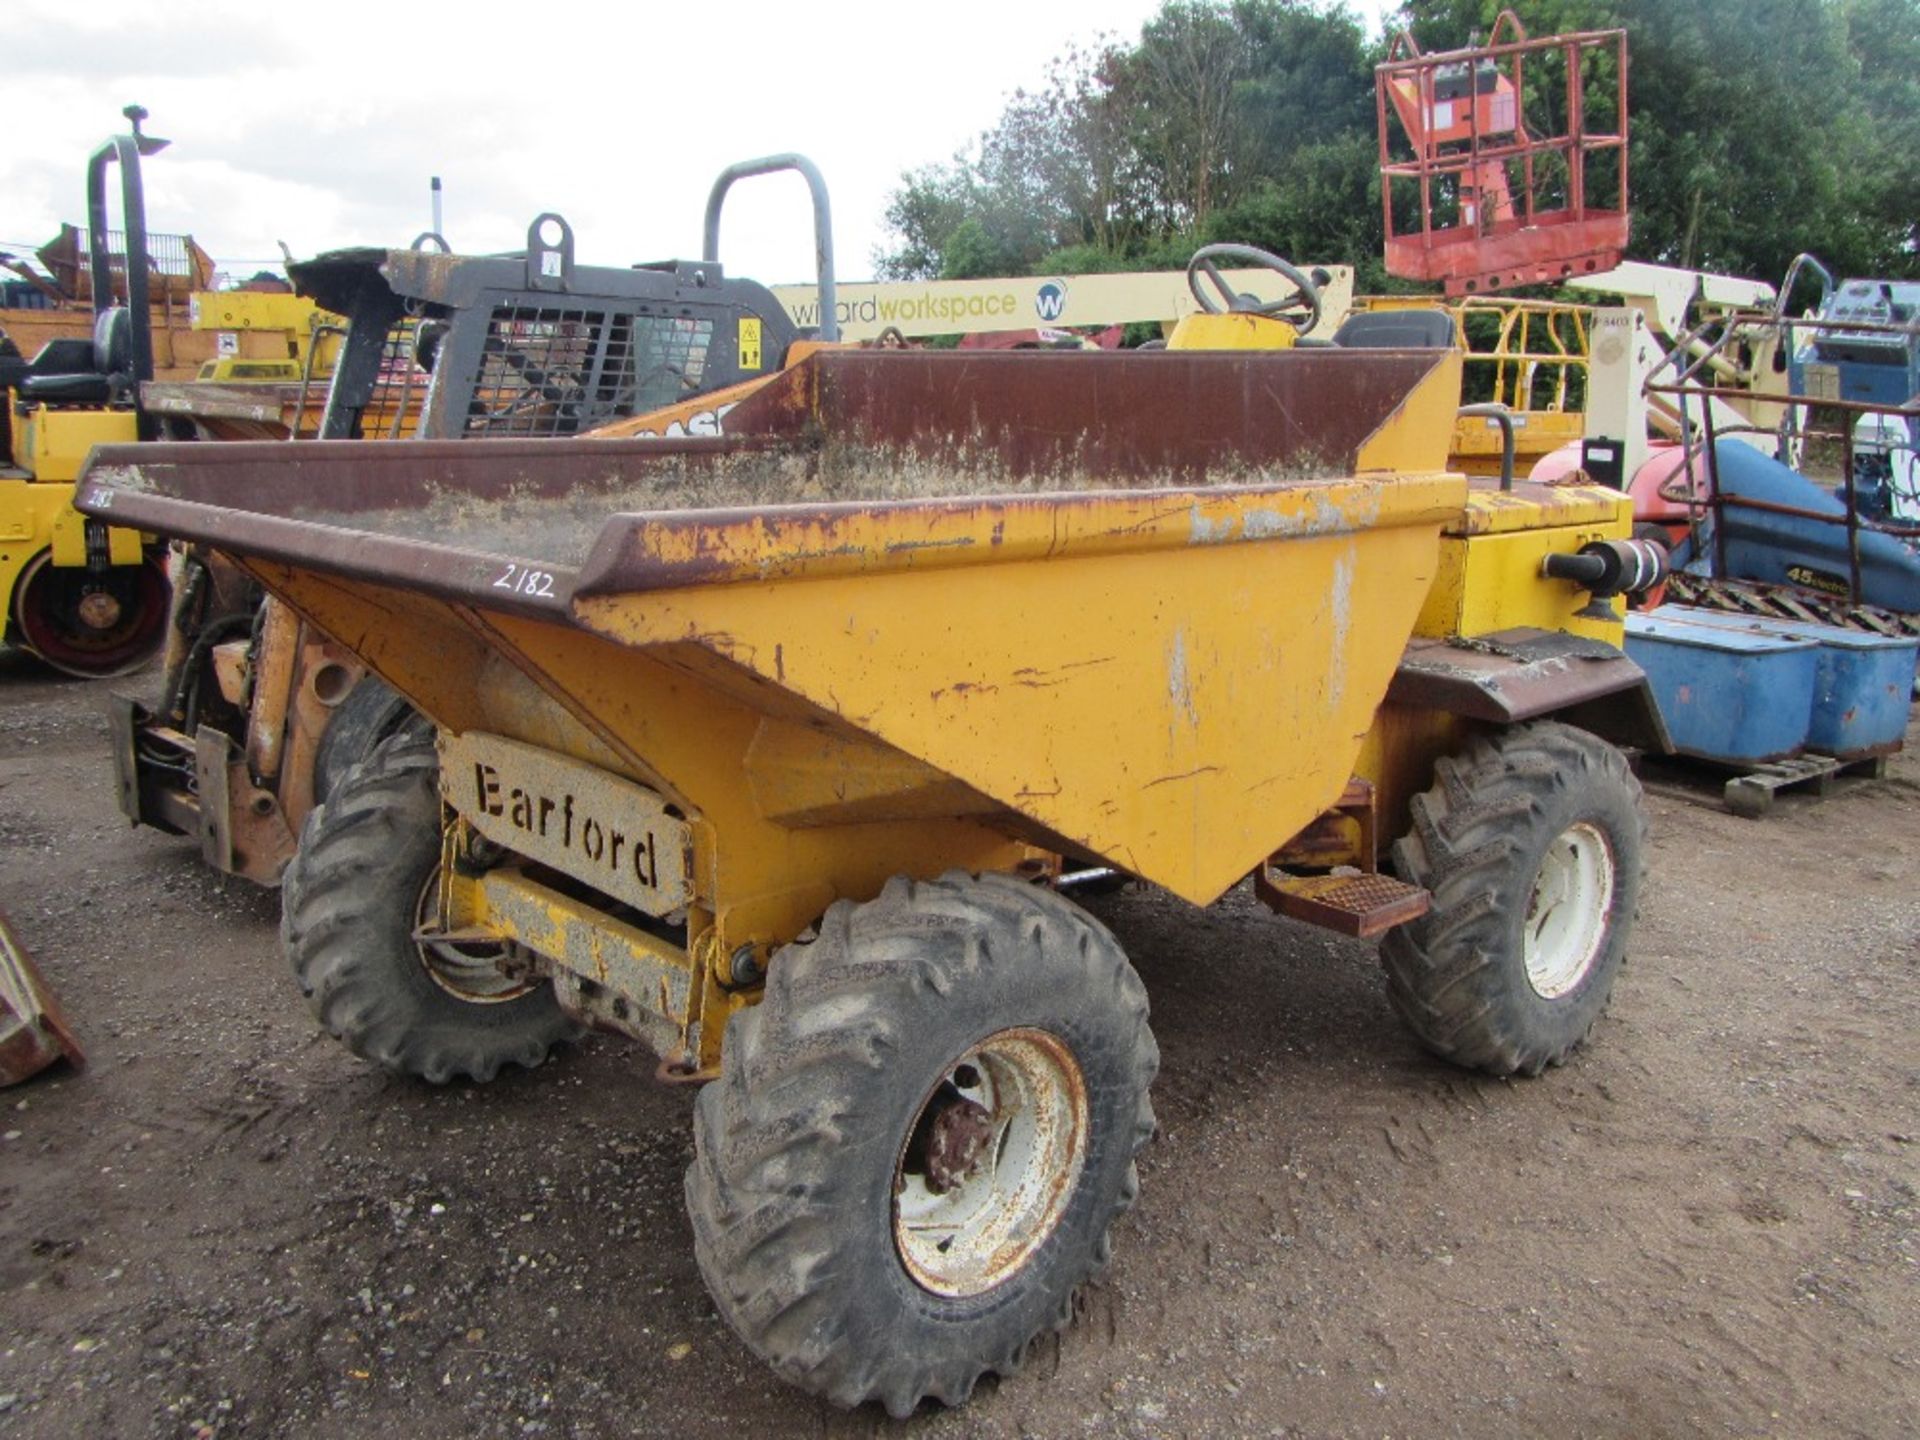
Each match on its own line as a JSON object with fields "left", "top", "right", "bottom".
{"left": 77, "top": 262, "right": 1668, "bottom": 1415}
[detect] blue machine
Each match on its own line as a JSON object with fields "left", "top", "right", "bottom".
{"left": 1788, "top": 277, "right": 1920, "bottom": 526}
{"left": 1696, "top": 440, "right": 1920, "bottom": 612}
{"left": 1629, "top": 271, "right": 1917, "bottom": 785}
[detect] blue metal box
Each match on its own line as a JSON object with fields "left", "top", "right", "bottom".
{"left": 1625, "top": 612, "right": 1820, "bottom": 764}
{"left": 1645, "top": 606, "right": 1917, "bottom": 758}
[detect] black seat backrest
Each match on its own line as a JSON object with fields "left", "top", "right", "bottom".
{"left": 16, "top": 307, "right": 133, "bottom": 405}
{"left": 1331, "top": 309, "right": 1456, "bottom": 350}
{"left": 93, "top": 307, "right": 132, "bottom": 378}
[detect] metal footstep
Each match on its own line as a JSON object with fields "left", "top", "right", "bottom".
{"left": 1255, "top": 866, "right": 1431, "bottom": 938}
{"left": 1723, "top": 753, "right": 1893, "bottom": 819}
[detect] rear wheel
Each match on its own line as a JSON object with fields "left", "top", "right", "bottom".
{"left": 11, "top": 549, "right": 169, "bottom": 678}
{"left": 280, "top": 732, "right": 580, "bottom": 1083}
{"left": 1381, "top": 721, "right": 1646, "bottom": 1076}
{"left": 312, "top": 675, "right": 428, "bottom": 803}
{"left": 686, "top": 872, "right": 1158, "bottom": 1417}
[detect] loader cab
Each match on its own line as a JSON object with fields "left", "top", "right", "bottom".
{"left": 291, "top": 214, "right": 804, "bottom": 443}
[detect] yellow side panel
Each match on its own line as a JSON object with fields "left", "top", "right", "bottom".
{"left": 0, "top": 481, "right": 70, "bottom": 602}
{"left": 0, "top": 481, "right": 66, "bottom": 545}
{"left": 49, "top": 506, "right": 89, "bottom": 565}
{"left": 21, "top": 408, "right": 139, "bottom": 483}
{"left": 575, "top": 488, "right": 1459, "bottom": 906}
{"left": 106, "top": 523, "right": 143, "bottom": 565}
{"left": 1354, "top": 351, "right": 1464, "bottom": 475}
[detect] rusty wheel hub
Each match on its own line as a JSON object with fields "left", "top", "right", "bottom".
{"left": 893, "top": 1027, "right": 1088, "bottom": 1297}
{"left": 923, "top": 1095, "right": 995, "bottom": 1193}
{"left": 75, "top": 588, "right": 124, "bottom": 630}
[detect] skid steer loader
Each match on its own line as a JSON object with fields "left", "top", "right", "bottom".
{"left": 112, "top": 157, "right": 835, "bottom": 883}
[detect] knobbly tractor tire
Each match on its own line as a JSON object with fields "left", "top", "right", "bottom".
{"left": 311, "top": 675, "right": 429, "bottom": 803}
{"left": 280, "top": 732, "right": 580, "bottom": 1083}
{"left": 686, "top": 871, "right": 1159, "bottom": 1418}
{"left": 1381, "top": 721, "right": 1647, "bottom": 1077}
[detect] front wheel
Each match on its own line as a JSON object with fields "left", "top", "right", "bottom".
{"left": 280, "top": 733, "right": 581, "bottom": 1083}
{"left": 1381, "top": 721, "right": 1647, "bottom": 1076}
{"left": 686, "top": 872, "right": 1158, "bottom": 1418}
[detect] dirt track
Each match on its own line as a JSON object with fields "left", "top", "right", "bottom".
{"left": 1, "top": 648, "right": 1915, "bottom": 1438}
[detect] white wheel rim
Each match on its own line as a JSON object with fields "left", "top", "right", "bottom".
{"left": 893, "top": 1028, "right": 1088, "bottom": 1298}
{"left": 1523, "top": 821, "right": 1616, "bottom": 999}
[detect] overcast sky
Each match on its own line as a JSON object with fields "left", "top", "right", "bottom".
{"left": 4, "top": 0, "right": 1395, "bottom": 288}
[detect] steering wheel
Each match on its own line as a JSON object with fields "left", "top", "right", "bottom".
{"left": 1186, "top": 243, "right": 1323, "bottom": 333}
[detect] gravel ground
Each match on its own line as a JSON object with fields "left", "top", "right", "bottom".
{"left": 1, "top": 646, "right": 1915, "bottom": 1439}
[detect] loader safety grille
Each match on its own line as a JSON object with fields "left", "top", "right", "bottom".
{"left": 361, "top": 317, "right": 429, "bottom": 441}
{"left": 463, "top": 306, "right": 713, "bottom": 438}
{"left": 630, "top": 315, "right": 714, "bottom": 414}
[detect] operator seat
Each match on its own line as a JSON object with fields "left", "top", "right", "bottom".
{"left": 17, "top": 307, "right": 136, "bottom": 404}
{"left": 1328, "top": 309, "right": 1455, "bottom": 349}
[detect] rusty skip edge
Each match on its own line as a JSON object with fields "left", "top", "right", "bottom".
{"left": 74, "top": 430, "right": 798, "bottom": 544}
{"left": 72, "top": 472, "right": 1411, "bottom": 623}
{"left": 567, "top": 478, "right": 1460, "bottom": 596}
{"left": 75, "top": 469, "right": 577, "bottom": 625}
{"left": 78, "top": 441, "right": 1454, "bottom": 615}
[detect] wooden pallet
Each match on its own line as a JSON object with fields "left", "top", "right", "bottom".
{"left": 1722, "top": 753, "right": 1893, "bottom": 818}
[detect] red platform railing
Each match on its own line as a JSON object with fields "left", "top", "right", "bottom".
{"left": 1377, "top": 10, "right": 1629, "bottom": 296}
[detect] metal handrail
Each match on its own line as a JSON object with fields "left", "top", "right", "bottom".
{"left": 1458, "top": 403, "right": 1517, "bottom": 489}
{"left": 702, "top": 154, "right": 838, "bottom": 342}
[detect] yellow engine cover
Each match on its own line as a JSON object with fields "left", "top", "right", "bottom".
{"left": 1166, "top": 312, "right": 1299, "bottom": 351}
{"left": 1414, "top": 481, "right": 1635, "bottom": 643}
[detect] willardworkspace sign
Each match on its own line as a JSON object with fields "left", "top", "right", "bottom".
{"left": 771, "top": 266, "right": 1354, "bottom": 344}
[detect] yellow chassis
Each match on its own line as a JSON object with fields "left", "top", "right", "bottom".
{"left": 3, "top": 409, "right": 148, "bottom": 635}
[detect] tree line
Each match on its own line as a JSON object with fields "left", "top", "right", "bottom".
{"left": 878, "top": 0, "right": 1918, "bottom": 292}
